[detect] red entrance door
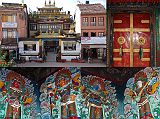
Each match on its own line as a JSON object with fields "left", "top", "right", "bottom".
{"left": 113, "top": 13, "right": 150, "bottom": 67}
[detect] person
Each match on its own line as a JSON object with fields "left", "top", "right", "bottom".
{"left": 43, "top": 54, "right": 46, "bottom": 62}
{"left": 45, "top": 49, "right": 47, "bottom": 56}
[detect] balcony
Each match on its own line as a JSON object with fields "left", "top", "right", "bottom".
{"left": 37, "top": 12, "right": 67, "bottom": 15}
{"left": 1, "top": 38, "right": 17, "bottom": 45}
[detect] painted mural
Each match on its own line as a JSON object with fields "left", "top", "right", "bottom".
{"left": 124, "top": 67, "right": 160, "bottom": 119}
{"left": 39, "top": 68, "right": 118, "bottom": 119}
{"left": 0, "top": 67, "right": 160, "bottom": 119}
{"left": 0, "top": 69, "right": 38, "bottom": 119}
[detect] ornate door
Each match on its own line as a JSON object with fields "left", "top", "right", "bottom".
{"left": 113, "top": 13, "right": 150, "bottom": 67}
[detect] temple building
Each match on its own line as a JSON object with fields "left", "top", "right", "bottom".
{"left": 21, "top": 0, "right": 81, "bottom": 62}
{"left": 107, "top": 0, "right": 160, "bottom": 67}
{"left": 0, "top": 3, "right": 28, "bottom": 61}
{"left": 77, "top": 1, "right": 106, "bottom": 63}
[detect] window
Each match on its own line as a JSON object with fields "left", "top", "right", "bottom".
{"left": 57, "top": 24, "right": 62, "bottom": 29}
{"left": 2, "top": 29, "right": 17, "bottom": 38}
{"left": 90, "top": 17, "right": 96, "bottom": 26}
{"left": 2, "top": 14, "right": 16, "bottom": 22}
{"left": 63, "top": 42, "right": 76, "bottom": 51}
{"left": 30, "top": 24, "right": 37, "bottom": 31}
{"left": 24, "top": 44, "right": 36, "bottom": 51}
{"left": 91, "top": 32, "right": 96, "bottom": 37}
{"left": 39, "top": 24, "right": 49, "bottom": 31}
{"left": 83, "top": 32, "right": 88, "bottom": 37}
{"left": 2, "top": 29, "right": 7, "bottom": 38}
{"left": 98, "top": 17, "right": 104, "bottom": 26}
{"left": 82, "top": 17, "right": 88, "bottom": 26}
{"left": 64, "top": 24, "right": 70, "bottom": 30}
{"left": 98, "top": 32, "right": 104, "bottom": 37}
{"left": 98, "top": 48, "right": 103, "bottom": 59}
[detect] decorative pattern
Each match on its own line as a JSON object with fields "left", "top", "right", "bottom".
{"left": 138, "top": 37, "right": 145, "bottom": 46}
{"left": 124, "top": 67, "right": 160, "bottom": 119}
{"left": 40, "top": 68, "right": 81, "bottom": 119}
{"left": 80, "top": 75, "right": 118, "bottom": 119}
{"left": 118, "top": 36, "right": 126, "bottom": 45}
{"left": 0, "top": 69, "right": 38, "bottom": 119}
{"left": 40, "top": 68, "right": 118, "bottom": 119}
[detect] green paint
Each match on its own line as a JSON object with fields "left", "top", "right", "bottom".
{"left": 139, "top": 46, "right": 143, "bottom": 60}
{"left": 156, "top": 9, "right": 160, "bottom": 50}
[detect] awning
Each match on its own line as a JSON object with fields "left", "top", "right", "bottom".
{"left": 82, "top": 45, "right": 106, "bottom": 49}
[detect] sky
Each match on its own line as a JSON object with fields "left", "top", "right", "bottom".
{"left": 0, "top": 0, "right": 106, "bottom": 16}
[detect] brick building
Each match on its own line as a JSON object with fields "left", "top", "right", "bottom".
{"left": 0, "top": 3, "right": 28, "bottom": 60}
{"left": 77, "top": 1, "right": 106, "bottom": 62}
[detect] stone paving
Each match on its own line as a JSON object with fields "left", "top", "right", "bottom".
{"left": 13, "top": 52, "right": 106, "bottom": 67}
{"left": 14, "top": 61, "right": 106, "bottom": 67}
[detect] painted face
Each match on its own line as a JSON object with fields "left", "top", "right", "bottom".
{"left": 137, "top": 81, "right": 143, "bottom": 89}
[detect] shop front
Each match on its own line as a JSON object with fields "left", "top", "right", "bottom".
{"left": 18, "top": 41, "right": 40, "bottom": 61}
{"left": 81, "top": 37, "right": 106, "bottom": 62}
{"left": 61, "top": 40, "right": 81, "bottom": 61}
{"left": 0, "top": 45, "right": 18, "bottom": 61}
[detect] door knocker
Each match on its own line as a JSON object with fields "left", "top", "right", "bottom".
{"left": 117, "top": 36, "right": 126, "bottom": 57}
{"left": 138, "top": 37, "right": 145, "bottom": 60}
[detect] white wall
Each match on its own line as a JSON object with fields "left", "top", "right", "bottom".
{"left": 61, "top": 41, "right": 81, "bottom": 61}
{"left": 75, "top": 6, "right": 81, "bottom": 34}
{"left": 18, "top": 41, "right": 39, "bottom": 55}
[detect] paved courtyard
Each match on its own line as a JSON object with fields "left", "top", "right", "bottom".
{"left": 14, "top": 61, "right": 106, "bottom": 67}
{"left": 13, "top": 51, "right": 106, "bottom": 67}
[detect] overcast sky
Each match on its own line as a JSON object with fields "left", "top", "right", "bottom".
{"left": 0, "top": 0, "right": 106, "bottom": 15}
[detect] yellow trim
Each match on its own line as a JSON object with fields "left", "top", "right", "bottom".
{"left": 114, "top": 28, "right": 130, "bottom": 32}
{"left": 114, "top": 28, "right": 150, "bottom": 32}
{"left": 114, "top": 20, "right": 122, "bottom": 23}
{"left": 133, "top": 28, "right": 150, "bottom": 32}
{"left": 141, "top": 20, "right": 149, "bottom": 24}
{"left": 130, "top": 13, "right": 134, "bottom": 67}
{"left": 113, "top": 49, "right": 150, "bottom": 52}
{"left": 35, "top": 35, "right": 65, "bottom": 38}
{"left": 113, "top": 58, "right": 122, "bottom": 61}
{"left": 133, "top": 49, "right": 150, "bottom": 52}
{"left": 141, "top": 58, "right": 150, "bottom": 62}
{"left": 113, "top": 49, "right": 130, "bottom": 52}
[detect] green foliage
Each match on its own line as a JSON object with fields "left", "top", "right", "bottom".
{"left": 0, "top": 49, "right": 13, "bottom": 67}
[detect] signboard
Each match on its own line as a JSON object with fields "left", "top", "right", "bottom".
{"left": 1, "top": 45, "right": 17, "bottom": 50}
{"left": 2, "top": 22, "right": 17, "bottom": 28}
{"left": 81, "top": 37, "right": 106, "bottom": 44}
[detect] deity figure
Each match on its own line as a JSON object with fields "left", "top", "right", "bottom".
{"left": 0, "top": 69, "right": 37, "bottom": 119}
{"left": 57, "top": 69, "right": 79, "bottom": 119}
{"left": 47, "top": 69, "right": 79, "bottom": 119}
{"left": 3, "top": 71, "right": 32, "bottom": 119}
{"left": 81, "top": 76, "right": 117, "bottom": 119}
{"left": 125, "top": 68, "right": 160, "bottom": 119}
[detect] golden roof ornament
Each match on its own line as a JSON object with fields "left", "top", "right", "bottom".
{"left": 53, "top": 0, "right": 55, "bottom": 7}
{"left": 49, "top": 0, "right": 51, "bottom": 5}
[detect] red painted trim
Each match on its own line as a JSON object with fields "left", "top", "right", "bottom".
{"left": 108, "top": 0, "right": 159, "bottom": 3}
